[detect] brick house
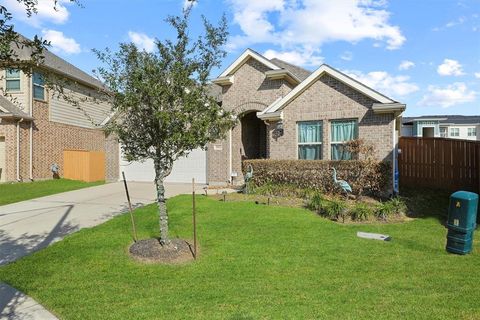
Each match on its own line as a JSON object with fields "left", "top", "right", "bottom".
{"left": 207, "top": 49, "right": 406, "bottom": 187}
{"left": 0, "top": 45, "right": 118, "bottom": 183}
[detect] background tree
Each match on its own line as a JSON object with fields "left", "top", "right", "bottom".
{"left": 94, "top": 7, "right": 233, "bottom": 245}
{"left": 0, "top": 0, "right": 80, "bottom": 67}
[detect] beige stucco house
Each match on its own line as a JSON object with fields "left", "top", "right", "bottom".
{"left": 0, "top": 44, "right": 118, "bottom": 182}
{"left": 207, "top": 49, "right": 406, "bottom": 186}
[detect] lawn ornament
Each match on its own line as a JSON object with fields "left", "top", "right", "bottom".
{"left": 332, "top": 167, "right": 352, "bottom": 195}
{"left": 357, "top": 232, "right": 391, "bottom": 241}
{"left": 244, "top": 164, "right": 254, "bottom": 194}
{"left": 51, "top": 163, "right": 60, "bottom": 179}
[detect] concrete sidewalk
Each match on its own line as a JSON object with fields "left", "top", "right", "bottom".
{"left": 0, "top": 181, "right": 212, "bottom": 320}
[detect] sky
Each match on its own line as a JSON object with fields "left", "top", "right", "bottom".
{"left": 5, "top": 0, "right": 480, "bottom": 116}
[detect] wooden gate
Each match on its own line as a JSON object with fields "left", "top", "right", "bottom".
{"left": 398, "top": 137, "right": 480, "bottom": 193}
{"left": 63, "top": 150, "right": 105, "bottom": 182}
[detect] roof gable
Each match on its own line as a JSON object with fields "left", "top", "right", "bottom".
{"left": 218, "top": 48, "right": 280, "bottom": 77}
{"left": 259, "top": 64, "right": 395, "bottom": 117}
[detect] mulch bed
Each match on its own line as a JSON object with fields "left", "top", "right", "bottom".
{"left": 129, "top": 238, "right": 196, "bottom": 264}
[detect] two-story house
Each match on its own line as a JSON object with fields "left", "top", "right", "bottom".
{"left": 0, "top": 41, "right": 118, "bottom": 182}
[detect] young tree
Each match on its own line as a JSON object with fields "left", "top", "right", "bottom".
{"left": 95, "top": 8, "right": 233, "bottom": 245}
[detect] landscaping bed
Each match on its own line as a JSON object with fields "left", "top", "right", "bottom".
{"left": 0, "top": 192, "right": 479, "bottom": 319}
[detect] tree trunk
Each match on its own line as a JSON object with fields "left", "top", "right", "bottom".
{"left": 154, "top": 160, "right": 170, "bottom": 245}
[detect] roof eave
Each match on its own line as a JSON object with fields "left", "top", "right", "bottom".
{"left": 257, "top": 111, "right": 283, "bottom": 121}
{"left": 372, "top": 103, "right": 406, "bottom": 115}
{"left": 265, "top": 70, "right": 300, "bottom": 85}
{"left": 211, "top": 75, "right": 234, "bottom": 86}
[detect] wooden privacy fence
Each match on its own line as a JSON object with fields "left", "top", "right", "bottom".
{"left": 63, "top": 150, "right": 105, "bottom": 182}
{"left": 398, "top": 137, "right": 480, "bottom": 193}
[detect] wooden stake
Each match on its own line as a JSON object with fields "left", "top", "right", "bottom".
{"left": 122, "top": 171, "right": 138, "bottom": 242}
{"left": 192, "top": 178, "right": 197, "bottom": 260}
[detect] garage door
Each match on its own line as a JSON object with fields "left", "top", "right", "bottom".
{"left": 120, "top": 147, "right": 207, "bottom": 184}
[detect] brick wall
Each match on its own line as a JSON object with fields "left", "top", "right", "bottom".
{"left": 207, "top": 58, "right": 294, "bottom": 184}
{"left": 268, "top": 74, "right": 394, "bottom": 162}
{"left": 30, "top": 100, "right": 118, "bottom": 181}
{"left": 0, "top": 120, "right": 17, "bottom": 181}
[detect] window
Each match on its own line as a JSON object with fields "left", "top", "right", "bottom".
{"left": 450, "top": 128, "right": 459, "bottom": 137}
{"left": 440, "top": 127, "right": 447, "bottom": 138}
{"left": 331, "top": 119, "right": 358, "bottom": 160}
{"left": 33, "top": 72, "right": 45, "bottom": 100}
{"left": 298, "top": 121, "right": 322, "bottom": 160}
{"left": 6, "top": 69, "right": 20, "bottom": 91}
{"left": 468, "top": 127, "right": 477, "bottom": 137}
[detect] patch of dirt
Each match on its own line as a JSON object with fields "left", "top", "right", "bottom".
{"left": 129, "top": 238, "right": 196, "bottom": 264}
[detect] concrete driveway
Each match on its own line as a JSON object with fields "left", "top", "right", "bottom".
{"left": 0, "top": 181, "right": 210, "bottom": 320}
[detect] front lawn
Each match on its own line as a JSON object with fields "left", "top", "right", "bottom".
{"left": 0, "top": 179, "right": 104, "bottom": 206}
{"left": 1, "top": 194, "right": 479, "bottom": 319}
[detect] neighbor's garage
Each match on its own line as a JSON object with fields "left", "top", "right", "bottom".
{"left": 119, "top": 147, "right": 207, "bottom": 184}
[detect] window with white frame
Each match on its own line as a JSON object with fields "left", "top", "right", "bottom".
{"left": 440, "top": 127, "right": 447, "bottom": 138}
{"left": 6, "top": 69, "right": 21, "bottom": 91}
{"left": 468, "top": 127, "right": 477, "bottom": 136}
{"left": 331, "top": 119, "right": 358, "bottom": 160}
{"left": 298, "top": 121, "right": 322, "bottom": 160}
{"left": 33, "top": 72, "right": 45, "bottom": 100}
{"left": 450, "top": 128, "right": 459, "bottom": 137}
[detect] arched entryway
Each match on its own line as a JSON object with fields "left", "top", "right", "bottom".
{"left": 240, "top": 111, "right": 267, "bottom": 159}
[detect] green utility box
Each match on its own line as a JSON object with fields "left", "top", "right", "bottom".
{"left": 446, "top": 191, "right": 479, "bottom": 255}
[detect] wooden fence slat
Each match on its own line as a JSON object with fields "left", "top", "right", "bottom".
{"left": 399, "top": 137, "right": 480, "bottom": 193}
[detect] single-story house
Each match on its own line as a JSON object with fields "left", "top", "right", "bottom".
{"left": 113, "top": 48, "right": 407, "bottom": 187}
{"left": 401, "top": 115, "right": 479, "bottom": 141}
{"left": 207, "top": 49, "right": 405, "bottom": 186}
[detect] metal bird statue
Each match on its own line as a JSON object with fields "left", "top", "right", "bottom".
{"left": 332, "top": 167, "right": 352, "bottom": 195}
{"left": 244, "top": 164, "right": 254, "bottom": 194}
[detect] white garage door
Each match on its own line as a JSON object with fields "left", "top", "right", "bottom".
{"left": 120, "top": 147, "right": 207, "bottom": 184}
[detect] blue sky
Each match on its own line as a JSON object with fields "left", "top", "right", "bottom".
{"left": 6, "top": 0, "right": 480, "bottom": 116}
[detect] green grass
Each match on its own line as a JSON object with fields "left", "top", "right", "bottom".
{"left": 1, "top": 194, "right": 479, "bottom": 319}
{"left": 0, "top": 179, "right": 104, "bottom": 205}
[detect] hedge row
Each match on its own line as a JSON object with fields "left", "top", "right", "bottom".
{"left": 242, "top": 159, "right": 392, "bottom": 196}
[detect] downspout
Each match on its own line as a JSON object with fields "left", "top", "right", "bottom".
{"left": 228, "top": 128, "right": 232, "bottom": 184}
{"left": 29, "top": 69, "right": 33, "bottom": 180}
{"left": 16, "top": 118, "right": 24, "bottom": 181}
{"left": 392, "top": 115, "right": 397, "bottom": 196}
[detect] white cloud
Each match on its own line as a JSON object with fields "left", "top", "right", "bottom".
{"left": 228, "top": 0, "right": 405, "bottom": 66}
{"left": 263, "top": 48, "right": 323, "bottom": 66}
{"left": 4, "top": 0, "right": 70, "bottom": 27}
{"left": 419, "top": 83, "right": 476, "bottom": 108}
{"left": 42, "top": 29, "right": 81, "bottom": 54}
{"left": 437, "top": 59, "right": 465, "bottom": 76}
{"left": 128, "top": 31, "right": 156, "bottom": 53}
{"left": 183, "top": 0, "right": 198, "bottom": 10}
{"left": 398, "top": 60, "right": 415, "bottom": 70}
{"left": 474, "top": 72, "right": 480, "bottom": 79}
{"left": 345, "top": 69, "right": 419, "bottom": 99}
{"left": 340, "top": 51, "right": 353, "bottom": 61}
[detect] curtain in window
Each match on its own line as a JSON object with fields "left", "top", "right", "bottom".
{"left": 298, "top": 121, "right": 322, "bottom": 160}
{"left": 298, "top": 121, "right": 322, "bottom": 143}
{"left": 331, "top": 120, "right": 357, "bottom": 160}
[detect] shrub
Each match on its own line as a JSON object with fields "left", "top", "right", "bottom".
{"left": 350, "top": 203, "right": 373, "bottom": 221}
{"left": 306, "top": 191, "right": 324, "bottom": 212}
{"left": 389, "top": 197, "right": 408, "bottom": 216}
{"left": 323, "top": 198, "right": 347, "bottom": 222}
{"left": 242, "top": 159, "right": 391, "bottom": 197}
